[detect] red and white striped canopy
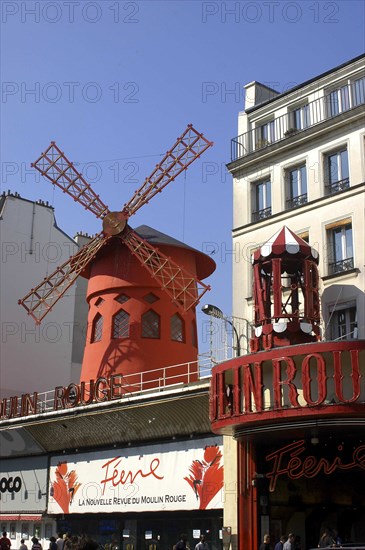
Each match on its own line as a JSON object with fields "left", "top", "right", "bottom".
{"left": 253, "top": 226, "right": 319, "bottom": 263}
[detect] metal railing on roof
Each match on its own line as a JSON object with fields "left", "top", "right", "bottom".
{"left": 231, "top": 80, "right": 365, "bottom": 162}
{"left": 0, "top": 358, "right": 215, "bottom": 422}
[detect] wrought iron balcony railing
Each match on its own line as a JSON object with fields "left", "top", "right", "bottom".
{"left": 252, "top": 206, "right": 272, "bottom": 222}
{"left": 286, "top": 193, "right": 308, "bottom": 209}
{"left": 231, "top": 81, "right": 365, "bottom": 162}
{"left": 326, "top": 177, "right": 350, "bottom": 195}
{"left": 329, "top": 257, "right": 354, "bottom": 275}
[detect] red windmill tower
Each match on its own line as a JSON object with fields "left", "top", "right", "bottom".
{"left": 19, "top": 125, "right": 215, "bottom": 387}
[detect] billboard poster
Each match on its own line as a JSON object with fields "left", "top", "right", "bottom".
{"left": 0, "top": 456, "right": 48, "bottom": 512}
{"left": 48, "top": 436, "right": 223, "bottom": 514}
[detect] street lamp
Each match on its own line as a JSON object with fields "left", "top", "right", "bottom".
{"left": 202, "top": 304, "right": 243, "bottom": 357}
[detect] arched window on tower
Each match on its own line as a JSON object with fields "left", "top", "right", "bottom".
{"left": 142, "top": 310, "right": 160, "bottom": 339}
{"left": 170, "top": 313, "right": 185, "bottom": 342}
{"left": 91, "top": 313, "right": 103, "bottom": 343}
{"left": 112, "top": 309, "right": 130, "bottom": 339}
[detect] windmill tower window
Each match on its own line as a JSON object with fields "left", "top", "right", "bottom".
{"left": 171, "top": 313, "right": 185, "bottom": 342}
{"left": 115, "top": 293, "right": 129, "bottom": 304}
{"left": 112, "top": 309, "right": 130, "bottom": 339}
{"left": 91, "top": 313, "right": 103, "bottom": 343}
{"left": 144, "top": 292, "right": 159, "bottom": 304}
{"left": 142, "top": 310, "right": 160, "bottom": 339}
{"left": 95, "top": 297, "right": 104, "bottom": 307}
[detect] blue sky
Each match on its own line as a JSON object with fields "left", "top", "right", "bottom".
{"left": 1, "top": 0, "right": 364, "bottom": 355}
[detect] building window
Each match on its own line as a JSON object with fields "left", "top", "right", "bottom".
{"left": 327, "top": 221, "right": 354, "bottom": 274}
{"left": 328, "top": 305, "right": 358, "bottom": 340}
{"left": 95, "top": 297, "right": 104, "bottom": 307}
{"left": 170, "top": 313, "right": 184, "bottom": 342}
{"left": 328, "top": 85, "right": 350, "bottom": 116}
{"left": 292, "top": 103, "right": 310, "bottom": 130}
{"left": 142, "top": 309, "right": 160, "bottom": 339}
{"left": 353, "top": 76, "right": 365, "bottom": 106}
{"left": 112, "top": 309, "right": 130, "bottom": 339}
{"left": 252, "top": 179, "right": 271, "bottom": 221}
{"left": 255, "top": 120, "right": 275, "bottom": 148}
{"left": 325, "top": 148, "right": 349, "bottom": 194}
{"left": 327, "top": 77, "right": 365, "bottom": 116}
{"left": 298, "top": 231, "right": 309, "bottom": 243}
{"left": 91, "top": 313, "right": 103, "bottom": 342}
{"left": 286, "top": 165, "right": 307, "bottom": 209}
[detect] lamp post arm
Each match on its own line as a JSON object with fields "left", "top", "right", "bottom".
{"left": 223, "top": 317, "right": 241, "bottom": 357}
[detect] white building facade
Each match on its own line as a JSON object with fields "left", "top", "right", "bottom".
{"left": 228, "top": 54, "right": 365, "bottom": 344}
{"left": 0, "top": 192, "right": 88, "bottom": 397}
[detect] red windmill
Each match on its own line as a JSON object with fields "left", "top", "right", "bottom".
{"left": 19, "top": 125, "right": 215, "bottom": 386}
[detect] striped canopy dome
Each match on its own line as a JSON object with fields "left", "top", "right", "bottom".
{"left": 253, "top": 226, "right": 319, "bottom": 264}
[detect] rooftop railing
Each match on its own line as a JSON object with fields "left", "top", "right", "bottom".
{"left": 0, "top": 357, "right": 214, "bottom": 422}
{"left": 231, "top": 80, "right": 365, "bottom": 162}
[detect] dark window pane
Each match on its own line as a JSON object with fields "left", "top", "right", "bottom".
{"left": 113, "top": 309, "right": 129, "bottom": 339}
{"left": 115, "top": 294, "right": 129, "bottom": 304}
{"left": 171, "top": 314, "right": 184, "bottom": 342}
{"left": 92, "top": 314, "right": 103, "bottom": 342}
{"left": 142, "top": 310, "right": 160, "bottom": 339}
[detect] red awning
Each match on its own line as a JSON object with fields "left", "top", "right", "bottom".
{"left": 0, "top": 515, "right": 42, "bottom": 521}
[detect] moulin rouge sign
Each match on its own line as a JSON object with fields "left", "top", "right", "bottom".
{"left": 0, "top": 374, "right": 126, "bottom": 420}
{"left": 211, "top": 342, "right": 365, "bottom": 423}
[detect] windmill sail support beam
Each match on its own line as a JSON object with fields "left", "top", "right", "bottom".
{"left": 32, "top": 142, "right": 110, "bottom": 219}
{"left": 123, "top": 125, "right": 213, "bottom": 216}
{"left": 18, "top": 234, "right": 109, "bottom": 323}
{"left": 123, "top": 228, "right": 211, "bottom": 311}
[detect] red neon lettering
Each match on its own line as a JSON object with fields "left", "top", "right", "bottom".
{"left": 266, "top": 440, "right": 365, "bottom": 492}
{"left": 272, "top": 357, "right": 299, "bottom": 408}
{"left": 20, "top": 392, "right": 38, "bottom": 416}
{"left": 80, "top": 380, "right": 95, "bottom": 405}
{"left": 100, "top": 456, "right": 164, "bottom": 495}
{"left": 243, "top": 362, "right": 262, "bottom": 412}
{"left": 95, "top": 377, "right": 110, "bottom": 402}
{"left": 54, "top": 386, "right": 65, "bottom": 410}
{"left": 110, "top": 374, "right": 123, "bottom": 399}
{"left": 333, "top": 350, "right": 361, "bottom": 403}
{"left": 302, "top": 353, "right": 327, "bottom": 405}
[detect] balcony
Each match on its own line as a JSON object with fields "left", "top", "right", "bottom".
{"left": 252, "top": 206, "right": 271, "bottom": 222}
{"left": 329, "top": 257, "right": 354, "bottom": 275}
{"left": 231, "top": 82, "right": 365, "bottom": 162}
{"left": 326, "top": 177, "right": 350, "bottom": 195}
{"left": 286, "top": 193, "right": 307, "bottom": 209}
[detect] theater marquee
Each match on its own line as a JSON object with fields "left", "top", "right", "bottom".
{"left": 210, "top": 340, "right": 365, "bottom": 432}
{"left": 48, "top": 437, "right": 224, "bottom": 514}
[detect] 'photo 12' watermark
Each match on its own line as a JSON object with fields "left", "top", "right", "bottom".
{"left": 2, "top": 160, "right": 140, "bottom": 186}
{"left": 2, "top": 81, "right": 140, "bottom": 104}
{"left": 1, "top": 1, "right": 140, "bottom": 24}
{"left": 201, "top": 2, "right": 340, "bottom": 24}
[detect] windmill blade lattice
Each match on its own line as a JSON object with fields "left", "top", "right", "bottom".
{"left": 123, "top": 227, "right": 210, "bottom": 311}
{"left": 32, "top": 142, "right": 110, "bottom": 219}
{"left": 123, "top": 125, "right": 213, "bottom": 216}
{"left": 20, "top": 124, "right": 213, "bottom": 322}
{"left": 19, "top": 233, "right": 110, "bottom": 323}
